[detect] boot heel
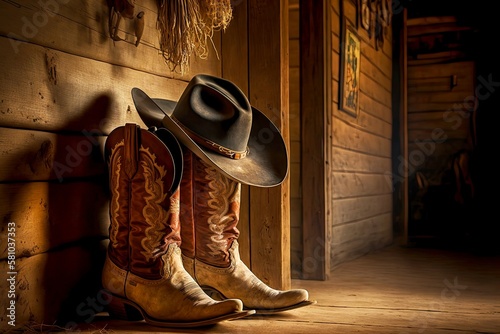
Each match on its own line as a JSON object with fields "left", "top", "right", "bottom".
{"left": 106, "top": 293, "right": 143, "bottom": 321}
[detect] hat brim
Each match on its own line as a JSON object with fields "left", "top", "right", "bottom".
{"left": 131, "top": 88, "right": 288, "bottom": 187}
{"left": 151, "top": 127, "right": 183, "bottom": 192}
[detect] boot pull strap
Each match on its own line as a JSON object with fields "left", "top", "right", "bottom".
{"left": 124, "top": 123, "right": 140, "bottom": 178}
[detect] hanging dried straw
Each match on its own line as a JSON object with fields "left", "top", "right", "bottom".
{"left": 156, "top": 0, "right": 233, "bottom": 73}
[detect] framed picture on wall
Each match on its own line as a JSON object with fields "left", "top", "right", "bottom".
{"left": 339, "top": 19, "right": 361, "bottom": 117}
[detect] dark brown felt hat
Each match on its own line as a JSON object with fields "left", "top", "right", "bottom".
{"left": 131, "top": 74, "right": 288, "bottom": 187}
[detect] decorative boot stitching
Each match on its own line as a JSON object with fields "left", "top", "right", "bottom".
{"left": 204, "top": 162, "right": 240, "bottom": 258}
{"left": 140, "top": 146, "right": 169, "bottom": 261}
{"left": 109, "top": 140, "right": 124, "bottom": 248}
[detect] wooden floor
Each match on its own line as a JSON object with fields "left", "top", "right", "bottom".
{"left": 73, "top": 242, "right": 500, "bottom": 334}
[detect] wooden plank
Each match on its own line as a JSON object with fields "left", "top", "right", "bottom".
{"left": 289, "top": 38, "right": 300, "bottom": 67}
{"left": 342, "top": 0, "right": 357, "bottom": 29}
{"left": 407, "top": 61, "right": 474, "bottom": 79}
{"left": 332, "top": 121, "right": 392, "bottom": 158}
{"left": 290, "top": 231, "right": 303, "bottom": 277}
{"left": 358, "top": 14, "right": 393, "bottom": 60}
{"left": 77, "top": 315, "right": 479, "bottom": 334}
{"left": 82, "top": 310, "right": 470, "bottom": 334}
{"left": 0, "top": 127, "right": 106, "bottom": 182}
{"left": 290, "top": 161, "right": 301, "bottom": 198}
{"left": 408, "top": 109, "right": 472, "bottom": 125}
{"left": 0, "top": 241, "right": 107, "bottom": 332}
{"left": 332, "top": 194, "right": 393, "bottom": 225}
{"left": 248, "top": 0, "right": 291, "bottom": 289}
{"left": 331, "top": 47, "right": 341, "bottom": 81}
{"left": 331, "top": 220, "right": 393, "bottom": 267}
{"left": 331, "top": 15, "right": 340, "bottom": 49}
{"left": 221, "top": 0, "right": 251, "bottom": 268}
{"left": 331, "top": 147, "right": 392, "bottom": 173}
{"left": 408, "top": 79, "right": 474, "bottom": 93}
{"left": 331, "top": 77, "right": 340, "bottom": 103}
{"left": 0, "top": 0, "right": 221, "bottom": 80}
{"left": 356, "top": 95, "right": 393, "bottom": 132}
{"left": 407, "top": 16, "right": 458, "bottom": 26}
{"left": 408, "top": 56, "right": 467, "bottom": 66}
{"left": 409, "top": 90, "right": 476, "bottom": 105}
{"left": 408, "top": 127, "right": 468, "bottom": 142}
{"left": 0, "top": 37, "right": 188, "bottom": 133}
{"left": 332, "top": 173, "right": 393, "bottom": 199}
{"left": 408, "top": 23, "right": 472, "bottom": 37}
{"left": 408, "top": 82, "right": 474, "bottom": 94}
{"left": 300, "top": 0, "right": 330, "bottom": 280}
{"left": 332, "top": 212, "right": 393, "bottom": 242}
{"left": 381, "top": 24, "right": 393, "bottom": 58}
{"left": 359, "top": 71, "right": 392, "bottom": 109}
{"left": 289, "top": 66, "right": 300, "bottom": 97}
{"left": 361, "top": 41, "right": 392, "bottom": 79}
{"left": 289, "top": 6, "right": 300, "bottom": 39}
{"left": 289, "top": 140, "right": 301, "bottom": 164}
{"left": 411, "top": 50, "right": 467, "bottom": 60}
{"left": 360, "top": 56, "right": 392, "bottom": 93}
{"left": 289, "top": 67, "right": 301, "bottom": 140}
{"left": 408, "top": 112, "right": 471, "bottom": 132}
{"left": 356, "top": 110, "right": 392, "bottom": 139}
{"left": 288, "top": 0, "right": 300, "bottom": 279}
{"left": 359, "top": 79, "right": 392, "bottom": 122}
{"left": 0, "top": 181, "right": 109, "bottom": 259}
{"left": 408, "top": 103, "right": 473, "bottom": 114}
{"left": 289, "top": 116, "right": 300, "bottom": 140}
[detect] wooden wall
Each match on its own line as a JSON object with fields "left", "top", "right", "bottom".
{"left": 295, "top": 0, "right": 394, "bottom": 279}
{"left": 294, "top": 0, "right": 394, "bottom": 279}
{"left": 328, "top": 0, "right": 393, "bottom": 268}
{"left": 0, "top": 0, "right": 259, "bottom": 330}
{"left": 330, "top": 0, "right": 393, "bottom": 268}
{"left": 0, "top": 0, "right": 292, "bottom": 329}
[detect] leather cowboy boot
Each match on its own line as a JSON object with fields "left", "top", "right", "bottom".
{"left": 180, "top": 150, "right": 315, "bottom": 314}
{"left": 101, "top": 123, "right": 254, "bottom": 327}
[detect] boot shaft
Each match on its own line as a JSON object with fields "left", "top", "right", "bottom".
{"left": 105, "top": 123, "right": 182, "bottom": 279}
{"left": 180, "top": 150, "right": 240, "bottom": 267}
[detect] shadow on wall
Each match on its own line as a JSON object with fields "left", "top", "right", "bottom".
{"left": 1, "top": 95, "right": 113, "bottom": 331}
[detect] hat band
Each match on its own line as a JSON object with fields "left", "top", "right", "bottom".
{"left": 172, "top": 117, "right": 249, "bottom": 160}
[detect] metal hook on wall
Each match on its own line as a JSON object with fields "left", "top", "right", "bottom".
{"left": 108, "top": 0, "right": 144, "bottom": 47}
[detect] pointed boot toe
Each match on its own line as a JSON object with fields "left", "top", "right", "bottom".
{"left": 191, "top": 241, "right": 315, "bottom": 314}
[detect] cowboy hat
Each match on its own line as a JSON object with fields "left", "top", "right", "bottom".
{"left": 131, "top": 74, "right": 288, "bottom": 187}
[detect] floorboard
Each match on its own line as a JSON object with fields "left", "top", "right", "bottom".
{"left": 41, "top": 243, "right": 500, "bottom": 333}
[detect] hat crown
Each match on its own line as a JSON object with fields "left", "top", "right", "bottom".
{"left": 172, "top": 75, "right": 252, "bottom": 153}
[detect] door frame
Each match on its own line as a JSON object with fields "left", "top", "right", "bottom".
{"left": 299, "top": 0, "right": 331, "bottom": 280}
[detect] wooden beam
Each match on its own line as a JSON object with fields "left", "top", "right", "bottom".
{"left": 221, "top": 0, "right": 251, "bottom": 266}
{"left": 407, "top": 16, "right": 457, "bottom": 26}
{"left": 299, "top": 0, "right": 330, "bottom": 280}
{"left": 402, "top": 8, "right": 409, "bottom": 246}
{"left": 248, "top": 0, "right": 291, "bottom": 290}
{"left": 408, "top": 24, "right": 472, "bottom": 37}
